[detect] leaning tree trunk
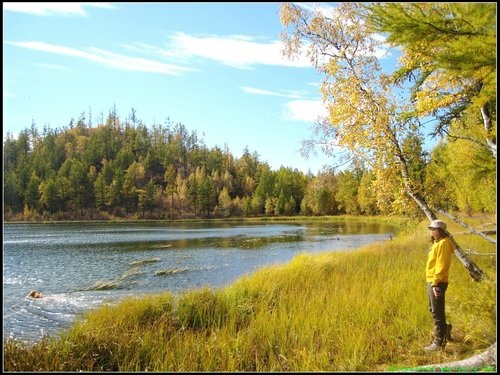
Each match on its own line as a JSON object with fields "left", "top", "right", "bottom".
{"left": 433, "top": 207, "right": 496, "bottom": 245}
{"left": 480, "top": 104, "right": 496, "bottom": 159}
{"left": 403, "top": 180, "right": 486, "bottom": 282}
{"left": 445, "top": 234, "right": 487, "bottom": 281}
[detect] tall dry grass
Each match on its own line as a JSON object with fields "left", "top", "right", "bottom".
{"left": 4, "top": 216, "right": 496, "bottom": 371}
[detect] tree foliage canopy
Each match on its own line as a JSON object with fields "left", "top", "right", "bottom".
{"left": 280, "top": 2, "right": 496, "bottom": 215}
{"left": 363, "top": 2, "right": 496, "bottom": 157}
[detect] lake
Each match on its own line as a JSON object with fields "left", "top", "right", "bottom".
{"left": 3, "top": 219, "right": 396, "bottom": 343}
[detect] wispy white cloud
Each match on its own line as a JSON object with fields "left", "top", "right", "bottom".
{"left": 2, "top": 2, "right": 115, "bottom": 16}
{"left": 240, "top": 86, "right": 305, "bottom": 99}
{"left": 6, "top": 31, "right": 315, "bottom": 78}
{"left": 162, "top": 32, "right": 313, "bottom": 69}
{"left": 284, "top": 99, "right": 328, "bottom": 123}
{"left": 6, "top": 41, "right": 197, "bottom": 75}
{"left": 34, "top": 63, "right": 74, "bottom": 72}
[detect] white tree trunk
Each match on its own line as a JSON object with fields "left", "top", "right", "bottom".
{"left": 412, "top": 342, "right": 497, "bottom": 372}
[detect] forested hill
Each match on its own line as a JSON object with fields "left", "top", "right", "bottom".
{"left": 3, "top": 109, "right": 495, "bottom": 221}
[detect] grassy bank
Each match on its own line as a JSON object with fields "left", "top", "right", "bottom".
{"left": 4, "top": 216, "right": 496, "bottom": 371}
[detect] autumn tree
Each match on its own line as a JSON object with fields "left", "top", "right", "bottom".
{"left": 280, "top": 2, "right": 487, "bottom": 280}
{"left": 138, "top": 179, "right": 157, "bottom": 215}
{"left": 363, "top": 2, "right": 497, "bottom": 233}
{"left": 301, "top": 168, "right": 338, "bottom": 215}
{"left": 336, "top": 170, "right": 361, "bottom": 215}
{"left": 427, "top": 136, "right": 496, "bottom": 215}
{"left": 198, "top": 169, "right": 216, "bottom": 217}
{"left": 39, "top": 177, "right": 60, "bottom": 214}
{"left": 252, "top": 165, "right": 275, "bottom": 214}
{"left": 357, "top": 170, "right": 378, "bottom": 215}
{"left": 364, "top": 2, "right": 496, "bottom": 159}
{"left": 214, "top": 187, "right": 232, "bottom": 218}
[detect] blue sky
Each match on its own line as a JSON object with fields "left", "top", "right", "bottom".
{"left": 3, "top": 2, "right": 396, "bottom": 174}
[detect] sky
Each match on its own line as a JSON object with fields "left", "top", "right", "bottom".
{"left": 3, "top": 2, "right": 396, "bottom": 174}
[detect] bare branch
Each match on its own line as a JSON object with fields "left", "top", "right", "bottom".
{"left": 432, "top": 207, "right": 496, "bottom": 245}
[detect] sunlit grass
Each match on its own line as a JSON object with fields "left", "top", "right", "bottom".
{"left": 4, "top": 216, "right": 496, "bottom": 371}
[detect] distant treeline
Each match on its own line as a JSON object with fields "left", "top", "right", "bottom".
{"left": 3, "top": 107, "right": 495, "bottom": 221}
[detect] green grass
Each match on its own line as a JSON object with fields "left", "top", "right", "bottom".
{"left": 4, "top": 215, "right": 496, "bottom": 371}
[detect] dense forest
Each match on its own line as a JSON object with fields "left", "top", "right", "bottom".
{"left": 3, "top": 103, "right": 495, "bottom": 221}
{"left": 2, "top": 110, "right": 363, "bottom": 220}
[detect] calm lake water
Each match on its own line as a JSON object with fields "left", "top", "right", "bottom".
{"left": 3, "top": 220, "right": 396, "bottom": 343}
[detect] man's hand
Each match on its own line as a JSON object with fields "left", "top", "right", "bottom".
{"left": 433, "top": 286, "right": 442, "bottom": 299}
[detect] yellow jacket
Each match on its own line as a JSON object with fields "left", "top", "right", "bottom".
{"left": 426, "top": 237, "right": 454, "bottom": 286}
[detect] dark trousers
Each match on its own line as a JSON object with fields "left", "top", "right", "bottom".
{"left": 427, "top": 282, "right": 448, "bottom": 344}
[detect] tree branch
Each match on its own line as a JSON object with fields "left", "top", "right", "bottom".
{"left": 432, "top": 207, "right": 496, "bottom": 245}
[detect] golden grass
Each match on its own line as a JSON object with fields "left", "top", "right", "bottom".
{"left": 4, "top": 216, "right": 496, "bottom": 371}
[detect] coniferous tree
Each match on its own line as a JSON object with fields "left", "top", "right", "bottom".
{"left": 164, "top": 164, "right": 177, "bottom": 216}
{"left": 364, "top": 2, "right": 496, "bottom": 158}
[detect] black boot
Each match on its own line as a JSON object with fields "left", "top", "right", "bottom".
{"left": 446, "top": 324, "right": 452, "bottom": 342}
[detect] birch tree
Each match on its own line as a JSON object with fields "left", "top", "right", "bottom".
{"left": 279, "top": 2, "right": 486, "bottom": 280}
{"left": 364, "top": 2, "right": 496, "bottom": 159}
